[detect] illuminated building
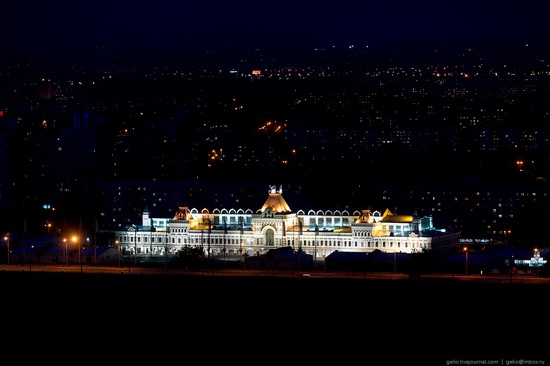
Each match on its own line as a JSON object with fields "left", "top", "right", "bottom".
{"left": 114, "top": 185, "right": 461, "bottom": 264}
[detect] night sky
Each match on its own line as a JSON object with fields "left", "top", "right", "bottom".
{"left": 3, "top": 0, "right": 550, "bottom": 61}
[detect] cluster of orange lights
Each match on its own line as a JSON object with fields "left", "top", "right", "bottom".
{"left": 62, "top": 235, "right": 79, "bottom": 244}
{"left": 259, "top": 120, "right": 285, "bottom": 134}
{"left": 207, "top": 149, "right": 223, "bottom": 167}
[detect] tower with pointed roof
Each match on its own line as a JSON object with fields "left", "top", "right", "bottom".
{"left": 260, "top": 185, "right": 291, "bottom": 214}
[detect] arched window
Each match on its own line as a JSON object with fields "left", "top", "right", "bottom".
{"left": 266, "top": 228, "right": 275, "bottom": 246}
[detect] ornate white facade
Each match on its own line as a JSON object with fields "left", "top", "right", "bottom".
{"left": 115, "top": 185, "right": 460, "bottom": 263}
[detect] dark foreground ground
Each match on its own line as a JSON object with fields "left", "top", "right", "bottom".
{"left": 2, "top": 270, "right": 548, "bottom": 365}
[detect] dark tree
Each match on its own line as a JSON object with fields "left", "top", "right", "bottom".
{"left": 174, "top": 245, "right": 206, "bottom": 271}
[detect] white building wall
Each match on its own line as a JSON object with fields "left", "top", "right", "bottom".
{"left": 114, "top": 208, "right": 437, "bottom": 263}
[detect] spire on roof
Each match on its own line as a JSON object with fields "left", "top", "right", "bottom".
{"left": 269, "top": 185, "right": 283, "bottom": 194}
{"left": 262, "top": 185, "right": 291, "bottom": 213}
{"left": 356, "top": 209, "right": 374, "bottom": 223}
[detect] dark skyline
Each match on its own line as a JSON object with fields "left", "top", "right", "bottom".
{"left": 3, "top": 0, "right": 550, "bottom": 62}
{"left": 1, "top": 2, "right": 550, "bottom": 245}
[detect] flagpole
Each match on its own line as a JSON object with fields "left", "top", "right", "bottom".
{"left": 223, "top": 218, "right": 227, "bottom": 265}
{"left": 314, "top": 223, "right": 318, "bottom": 269}
{"left": 94, "top": 219, "right": 98, "bottom": 264}
{"left": 23, "top": 218, "right": 26, "bottom": 268}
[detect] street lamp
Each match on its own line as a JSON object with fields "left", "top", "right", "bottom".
{"left": 164, "top": 231, "right": 168, "bottom": 270}
{"left": 72, "top": 236, "right": 81, "bottom": 273}
{"left": 80, "top": 240, "right": 83, "bottom": 273}
{"left": 132, "top": 224, "right": 138, "bottom": 265}
{"left": 534, "top": 248, "right": 540, "bottom": 277}
{"left": 464, "top": 246, "right": 469, "bottom": 274}
{"left": 505, "top": 230, "right": 512, "bottom": 281}
{"left": 64, "top": 238, "right": 68, "bottom": 265}
{"left": 29, "top": 244, "right": 33, "bottom": 271}
{"left": 223, "top": 218, "right": 227, "bottom": 265}
{"left": 4, "top": 233, "right": 10, "bottom": 265}
{"left": 116, "top": 240, "right": 120, "bottom": 267}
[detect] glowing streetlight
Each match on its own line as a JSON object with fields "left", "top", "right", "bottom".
{"left": 505, "top": 230, "right": 512, "bottom": 282}
{"left": 463, "top": 246, "right": 468, "bottom": 275}
{"left": 72, "top": 236, "right": 82, "bottom": 273}
{"left": 534, "top": 248, "right": 540, "bottom": 277}
{"left": 116, "top": 240, "right": 120, "bottom": 267}
{"left": 4, "top": 233, "right": 10, "bottom": 265}
{"left": 29, "top": 244, "right": 34, "bottom": 271}
{"left": 63, "top": 238, "right": 68, "bottom": 265}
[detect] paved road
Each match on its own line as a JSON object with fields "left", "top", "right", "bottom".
{"left": 1, "top": 263, "right": 549, "bottom": 284}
